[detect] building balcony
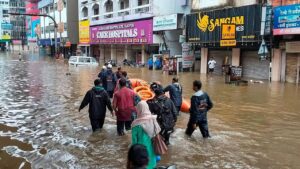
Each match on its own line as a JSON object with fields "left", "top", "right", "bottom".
{"left": 89, "top": 3, "right": 153, "bottom": 26}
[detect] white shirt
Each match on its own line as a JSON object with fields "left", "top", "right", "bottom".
{"left": 208, "top": 60, "right": 216, "bottom": 69}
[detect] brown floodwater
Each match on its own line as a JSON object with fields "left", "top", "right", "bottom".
{"left": 0, "top": 52, "right": 299, "bottom": 169}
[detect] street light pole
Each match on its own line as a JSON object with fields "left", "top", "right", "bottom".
{"left": 53, "top": 0, "right": 58, "bottom": 56}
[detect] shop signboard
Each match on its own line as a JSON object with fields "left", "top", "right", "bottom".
{"left": 1, "top": 23, "right": 13, "bottom": 30}
{"left": 186, "top": 4, "right": 262, "bottom": 47}
{"left": 153, "top": 14, "right": 178, "bottom": 31}
{"left": 90, "top": 19, "right": 153, "bottom": 44}
{"left": 79, "top": 20, "right": 90, "bottom": 44}
{"left": 182, "top": 43, "right": 194, "bottom": 68}
{"left": 273, "top": 4, "right": 300, "bottom": 35}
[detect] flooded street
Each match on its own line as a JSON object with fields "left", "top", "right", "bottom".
{"left": 0, "top": 52, "right": 300, "bottom": 169}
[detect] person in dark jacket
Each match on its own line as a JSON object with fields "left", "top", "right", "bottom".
{"left": 147, "top": 82, "right": 177, "bottom": 145}
{"left": 103, "top": 64, "right": 117, "bottom": 98}
{"left": 185, "top": 80, "right": 213, "bottom": 138}
{"left": 116, "top": 66, "right": 123, "bottom": 79}
{"left": 98, "top": 66, "right": 107, "bottom": 81}
{"left": 79, "top": 79, "right": 114, "bottom": 132}
{"left": 163, "top": 77, "right": 182, "bottom": 115}
{"left": 127, "top": 144, "right": 149, "bottom": 169}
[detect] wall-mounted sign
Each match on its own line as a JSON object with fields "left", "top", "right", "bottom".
{"left": 273, "top": 4, "right": 300, "bottom": 35}
{"left": 90, "top": 19, "right": 153, "bottom": 44}
{"left": 153, "top": 14, "right": 178, "bottom": 31}
{"left": 57, "top": 0, "right": 64, "bottom": 12}
{"left": 186, "top": 4, "right": 262, "bottom": 47}
{"left": 1, "top": 23, "right": 13, "bottom": 30}
{"left": 182, "top": 43, "right": 194, "bottom": 68}
{"left": 79, "top": 20, "right": 90, "bottom": 44}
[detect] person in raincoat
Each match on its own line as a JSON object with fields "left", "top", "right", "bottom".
{"left": 185, "top": 80, "right": 213, "bottom": 138}
{"left": 131, "top": 101, "right": 161, "bottom": 169}
{"left": 102, "top": 64, "right": 117, "bottom": 98}
{"left": 79, "top": 79, "right": 114, "bottom": 132}
{"left": 98, "top": 66, "right": 107, "bottom": 81}
{"left": 163, "top": 77, "right": 183, "bottom": 115}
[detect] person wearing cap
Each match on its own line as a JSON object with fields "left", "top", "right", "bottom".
{"left": 98, "top": 65, "right": 107, "bottom": 81}
{"left": 79, "top": 79, "right": 114, "bottom": 132}
{"left": 163, "top": 77, "right": 183, "bottom": 115}
{"left": 102, "top": 64, "right": 117, "bottom": 98}
{"left": 147, "top": 82, "right": 177, "bottom": 145}
{"left": 113, "top": 78, "right": 137, "bottom": 136}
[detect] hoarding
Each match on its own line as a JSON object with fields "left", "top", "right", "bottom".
{"left": 186, "top": 4, "right": 262, "bottom": 47}
{"left": 90, "top": 19, "right": 153, "bottom": 44}
{"left": 273, "top": 4, "right": 300, "bottom": 35}
{"left": 79, "top": 20, "right": 90, "bottom": 44}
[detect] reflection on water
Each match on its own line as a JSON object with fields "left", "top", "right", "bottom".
{"left": 0, "top": 53, "right": 300, "bottom": 169}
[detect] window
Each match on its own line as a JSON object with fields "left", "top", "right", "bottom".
{"left": 82, "top": 6, "right": 88, "bottom": 18}
{"left": 120, "top": 0, "right": 129, "bottom": 9}
{"left": 138, "top": 0, "right": 149, "bottom": 6}
{"left": 92, "top": 4, "right": 99, "bottom": 15}
{"left": 105, "top": 0, "right": 113, "bottom": 12}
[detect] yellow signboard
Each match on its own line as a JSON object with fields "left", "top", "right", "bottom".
{"left": 220, "top": 40, "right": 236, "bottom": 47}
{"left": 222, "top": 24, "right": 236, "bottom": 40}
{"left": 2, "top": 33, "right": 11, "bottom": 40}
{"left": 79, "top": 20, "right": 90, "bottom": 44}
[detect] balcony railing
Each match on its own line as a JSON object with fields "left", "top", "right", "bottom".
{"left": 91, "top": 15, "right": 100, "bottom": 21}
{"left": 118, "top": 8, "right": 131, "bottom": 17}
{"left": 103, "top": 11, "right": 114, "bottom": 19}
{"left": 133, "top": 4, "right": 151, "bottom": 14}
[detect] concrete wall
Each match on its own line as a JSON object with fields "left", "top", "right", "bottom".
{"left": 153, "top": 0, "right": 190, "bottom": 15}
{"left": 192, "top": 0, "right": 259, "bottom": 10}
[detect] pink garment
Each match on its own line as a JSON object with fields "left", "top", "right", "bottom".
{"left": 132, "top": 101, "right": 161, "bottom": 138}
{"left": 113, "top": 87, "right": 136, "bottom": 121}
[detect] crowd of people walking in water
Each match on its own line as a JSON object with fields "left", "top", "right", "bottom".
{"left": 79, "top": 64, "right": 214, "bottom": 169}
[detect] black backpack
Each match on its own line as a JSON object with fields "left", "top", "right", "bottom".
{"left": 153, "top": 98, "right": 175, "bottom": 130}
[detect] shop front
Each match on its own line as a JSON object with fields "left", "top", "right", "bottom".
{"left": 186, "top": 4, "right": 269, "bottom": 79}
{"left": 273, "top": 4, "right": 300, "bottom": 83}
{"left": 90, "top": 19, "right": 153, "bottom": 66}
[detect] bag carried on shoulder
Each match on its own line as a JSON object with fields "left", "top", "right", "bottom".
{"left": 152, "top": 121, "right": 168, "bottom": 155}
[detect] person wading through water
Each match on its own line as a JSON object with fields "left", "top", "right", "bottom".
{"left": 147, "top": 82, "right": 177, "bottom": 145}
{"left": 79, "top": 79, "right": 114, "bottom": 132}
{"left": 163, "top": 77, "right": 182, "bottom": 116}
{"left": 113, "top": 78, "right": 137, "bottom": 136}
{"left": 103, "top": 64, "right": 117, "bottom": 98}
{"left": 131, "top": 101, "right": 161, "bottom": 169}
{"left": 185, "top": 80, "right": 213, "bottom": 138}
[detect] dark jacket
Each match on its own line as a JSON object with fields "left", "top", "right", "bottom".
{"left": 147, "top": 95, "right": 177, "bottom": 130}
{"left": 103, "top": 69, "right": 117, "bottom": 91}
{"left": 189, "top": 90, "right": 213, "bottom": 123}
{"left": 163, "top": 83, "right": 182, "bottom": 107}
{"left": 79, "top": 87, "right": 113, "bottom": 119}
{"left": 98, "top": 69, "right": 107, "bottom": 81}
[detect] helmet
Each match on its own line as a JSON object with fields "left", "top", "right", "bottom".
{"left": 107, "top": 64, "right": 112, "bottom": 69}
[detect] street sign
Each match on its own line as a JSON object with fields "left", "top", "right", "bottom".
{"left": 57, "top": 0, "right": 64, "bottom": 12}
{"left": 258, "top": 39, "right": 269, "bottom": 60}
{"left": 58, "top": 22, "right": 64, "bottom": 33}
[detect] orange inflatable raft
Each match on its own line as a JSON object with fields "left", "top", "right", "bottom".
{"left": 129, "top": 78, "right": 191, "bottom": 112}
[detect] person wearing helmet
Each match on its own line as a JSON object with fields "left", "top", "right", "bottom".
{"left": 102, "top": 64, "right": 117, "bottom": 98}
{"left": 146, "top": 82, "right": 177, "bottom": 145}
{"left": 98, "top": 65, "right": 107, "bottom": 82}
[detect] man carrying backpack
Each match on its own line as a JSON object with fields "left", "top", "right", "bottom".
{"left": 79, "top": 79, "right": 114, "bottom": 132}
{"left": 185, "top": 80, "right": 213, "bottom": 138}
{"left": 163, "top": 77, "right": 182, "bottom": 115}
{"left": 103, "top": 64, "right": 117, "bottom": 98}
{"left": 147, "top": 82, "right": 177, "bottom": 145}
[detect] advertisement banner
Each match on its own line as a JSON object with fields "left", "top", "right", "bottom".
{"left": 32, "top": 19, "right": 40, "bottom": 38}
{"left": 182, "top": 43, "right": 194, "bottom": 68}
{"left": 273, "top": 4, "right": 300, "bottom": 35}
{"left": 1, "top": 23, "right": 12, "bottom": 30}
{"left": 90, "top": 19, "right": 153, "bottom": 44}
{"left": 153, "top": 14, "right": 178, "bottom": 31}
{"left": 186, "top": 4, "right": 262, "bottom": 47}
{"left": 79, "top": 20, "right": 90, "bottom": 44}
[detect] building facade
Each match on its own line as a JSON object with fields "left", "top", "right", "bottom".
{"left": 79, "top": 0, "right": 190, "bottom": 65}
{"left": 0, "top": 0, "right": 10, "bottom": 51}
{"left": 9, "top": 0, "right": 26, "bottom": 51}
{"left": 38, "top": 0, "right": 78, "bottom": 56}
{"left": 272, "top": 0, "right": 300, "bottom": 83}
{"left": 187, "top": 0, "right": 273, "bottom": 80}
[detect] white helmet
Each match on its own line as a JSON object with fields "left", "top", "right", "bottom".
{"left": 102, "top": 66, "right": 107, "bottom": 69}
{"left": 107, "top": 64, "right": 112, "bottom": 69}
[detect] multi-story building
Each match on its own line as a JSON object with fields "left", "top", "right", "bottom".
{"left": 79, "top": 0, "right": 190, "bottom": 65}
{"left": 38, "top": 0, "right": 78, "bottom": 56}
{"left": 187, "top": 0, "right": 273, "bottom": 80}
{"left": 0, "top": 0, "right": 11, "bottom": 51}
{"left": 9, "top": 0, "right": 26, "bottom": 51}
{"left": 272, "top": 0, "right": 300, "bottom": 84}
